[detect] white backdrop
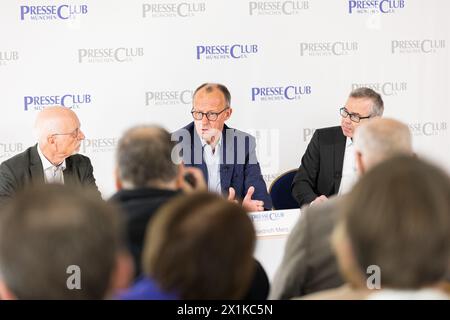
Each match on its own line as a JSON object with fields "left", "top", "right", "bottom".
{"left": 0, "top": 0, "right": 449, "bottom": 198}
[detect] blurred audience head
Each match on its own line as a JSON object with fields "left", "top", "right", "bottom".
{"left": 115, "top": 125, "right": 180, "bottom": 190}
{"left": 354, "top": 118, "right": 413, "bottom": 175}
{"left": 0, "top": 184, "right": 132, "bottom": 299}
{"left": 142, "top": 192, "right": 256, "bottom": 299}
{"left": 332, "top": 156, "right": 450, "bottom": 291}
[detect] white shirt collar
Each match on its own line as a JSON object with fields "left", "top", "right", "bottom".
{"left": 338, "top": 137, "right": 357, "bottom": 195}
{"left": 345, "top": 137, "right": 353, "bottom": 148}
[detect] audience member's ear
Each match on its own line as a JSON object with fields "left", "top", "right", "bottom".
{"left": 0, "top": 280, "right": 17, "bottom": 300}
{"left": 114, "top": 167, "right": 123, "bottom": 190}
{"left": 107, "top": 250, "right": 134, "bottom": 299}
{"left": 355, "top": 151, "right": 365, "bottom": 176}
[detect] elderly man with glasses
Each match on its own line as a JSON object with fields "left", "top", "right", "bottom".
{"left": 292, "top": 87, "right": 384, "bottom": 207}
{"left": 173, "top": 83, "right": 272, "bottom": 211}
{"left": 0, "top": 106, "right": 99, "bottom": 204}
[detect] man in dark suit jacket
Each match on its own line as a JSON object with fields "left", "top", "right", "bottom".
{"left": 292, "top": 87, "right": 384, "bottom": 207}
{"left": 270, "top": 118, "right": 414, "bottom": 299}
{"left": 172, "top": 83, "right": 272, "bottom": 211}
{"left": 109, "top": 125, "right": 199, "bottom": 277}
{"left": 0, "top": 106, "right": 98, "bottom": 204}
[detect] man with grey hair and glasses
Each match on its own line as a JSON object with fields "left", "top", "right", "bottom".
{"left": 0, "top": 106, "right": 99, "bottom": 204}
{"left": 292, "top": 87, "right": 384, "bottom": 208}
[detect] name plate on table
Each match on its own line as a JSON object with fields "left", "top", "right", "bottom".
{"left": 249, "top": 208, "right": 301, "bottom": 237}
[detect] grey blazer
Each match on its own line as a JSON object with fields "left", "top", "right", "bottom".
{"left": 269, "top": 197, "right": 344, "bottom": 299}
{"left": 0, "top": 144, "right": 99, "bottom": 204}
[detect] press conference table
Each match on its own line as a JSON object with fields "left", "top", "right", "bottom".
{"left": 250, "top": 208, "right": 302, "bottom": 282}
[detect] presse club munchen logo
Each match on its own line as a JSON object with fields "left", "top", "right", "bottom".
{"left": 351, "top": 82, "right": 407, "bottom": 96}
{"left": 20, "top": 4, "right": 88, "bottom": 21}
{"left": 391, "top": 40, "right": 446, "bottom": 54}
{"left": 145, "top": 90, "right": 193, "bottom": 106}
{"left": 300, "top": 41, "right": 358, "bottom": 56}
{"left": 409, "top": 122, "right": 447, "bottom": 137}
{"left": 23, "top": 94, "right": 92, "bottom": 111}
{"left": 0, "top": 143, "right": 23, "bottom": 160}
{"left": 196, "top": 44, "right": 258, "bottom": 60}
{"left": 251, "top": 85, "right": 312, "bottom": 102}
{"left": 142, "top": 2, "right": 206, "bottom": 18}
{"left": 302, "top": 128, "right": 316, "bottom": 142}
{"left": 348, "top": 0, "right": 405, "bottom": 14}
{"left": 249, "top": 1, "right": 310, "bottom": 15}
{"left": 78, "top": 48, "right": 144, "bottom": 63}
{"left": 250, "top": 211, "right": 285, "bottom": 222}
{"left": 81, "top": 138, "right": 118, "bottom": 154}
{"left": 0, "top": 51, "right": 19, "bottom": 66}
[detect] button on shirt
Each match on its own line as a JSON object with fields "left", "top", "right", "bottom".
{"left": 202, "top": 137, "right": 222, "bottom": 195}
{"left": 37, "top": 145, "right": 66, "bottom": 184}
{"left": 338, "top": 137, "right": 358, "bottom": 195}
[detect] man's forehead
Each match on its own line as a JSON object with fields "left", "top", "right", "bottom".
{"left": 58, "top": 111, "right": 78, "bottom": 122}
{"left": 345, "top": 97, "right": 373, "bottom": 114}
{"left": 193, "top": 91, "right": 226, "bottom": 110}
{"left": 55, "top": 112, "right": 80, "bottom": 130}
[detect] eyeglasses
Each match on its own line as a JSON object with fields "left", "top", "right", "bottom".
{"left": 191, "top": 107, "right": 229, "bottom": 121}
{"left": 339, "top": 107, "right": 372, "bottom": 123}
{"left": 52, "top": 128, "right": 80, "bottom": 139}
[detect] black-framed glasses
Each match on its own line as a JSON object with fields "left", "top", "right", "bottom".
{"left": 52, "top": 128, "right": 80, "bottom": 139}
{"left": 339, "top": 107, "right": 371, "bottom": 123}
{"left": 191, "top": 107, "right": 229, "bottom": 121}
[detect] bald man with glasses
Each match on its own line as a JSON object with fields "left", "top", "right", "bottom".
{"left": 0, "top": 106, "right": 99, "bottom": 204}
{"left": 292, "top": 87, "right": 384, "bottom": 207}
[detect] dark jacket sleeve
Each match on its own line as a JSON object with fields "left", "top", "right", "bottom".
{"left": 291, "top": 130, "right": 320, "bottom": 207}
{"left": 243, "top": 259, "right": 270, "bottom": 300}
{"left": 0, "top": 162, "right": 18, "bottom": 206}
{"left": 79, "top": 156, "right": 101, "bottom": 198}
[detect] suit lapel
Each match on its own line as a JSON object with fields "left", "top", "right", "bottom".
{"left": 333, "top": 129, "right": 347, "bottom": 193}
{"left": 220, "top": 125, "right": 234, "bottom": 192}
{"left": 63, "top": 156, "right": 75, "bottom": 186}
{"left": 30, "top": 145, "right": 45, "bottom": 183}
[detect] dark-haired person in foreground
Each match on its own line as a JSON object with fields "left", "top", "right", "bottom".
{"left": 300, "top": 156, "right": 450, "bottom": 299}
{"left": 109, "top": 125, "right": 206, "bottom": 278}
{"left": 116, "top": 192, "right": 256, "bottom": 299}
{"left": 110, "top": 125, "right": 270, "bottom": 299}
{"left": 0, "top": 184, "right": 132, "bottom": 299}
